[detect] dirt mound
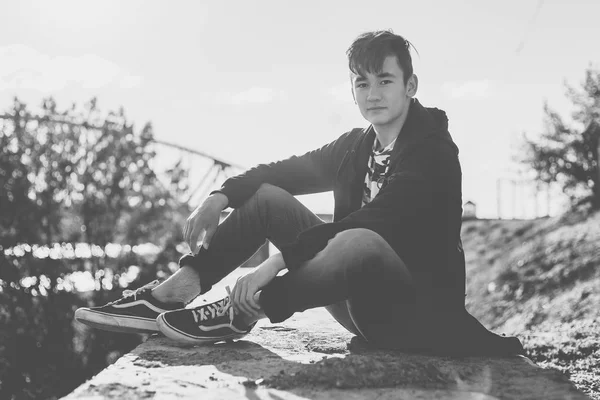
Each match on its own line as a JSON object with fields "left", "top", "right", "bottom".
{"left": 462, "top": 209, "right": 600, "bottom": 398}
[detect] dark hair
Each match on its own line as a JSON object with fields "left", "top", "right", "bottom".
{"left": 346, "top": 30, "right": 417, "bottom": 84}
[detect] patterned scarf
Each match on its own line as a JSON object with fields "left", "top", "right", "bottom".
{"left": 362, "top": 137, "right": 396, "bottom": 206}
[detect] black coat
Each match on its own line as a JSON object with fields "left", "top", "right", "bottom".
{"left": 215, "top": 98, "right": 524, "bottom": 355}
{"left": 216, "top": 98, "right": 465, "bottom": 311}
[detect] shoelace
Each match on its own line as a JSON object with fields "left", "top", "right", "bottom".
{"left": 120, "top": 280, "right": 159, "bottom": 302}
{"left": 192, "top": 285, "right": 234, "bottom": 325}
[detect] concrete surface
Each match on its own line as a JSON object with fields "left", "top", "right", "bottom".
{"left": 63, "top": 270, "right": 590, "bottom": 400}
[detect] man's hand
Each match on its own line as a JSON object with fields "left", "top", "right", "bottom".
{"left": 231, "top": 254, "right": 284, "bottom": 317}
{"left": 183, "top": 193, "right": 228, "bottom": 254}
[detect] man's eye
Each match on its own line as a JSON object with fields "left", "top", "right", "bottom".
{"left": 380, "top": 80, "right": 392, "bottom": 85}
{"left": 356, "top": 83, "right": 367, "bottom": 89}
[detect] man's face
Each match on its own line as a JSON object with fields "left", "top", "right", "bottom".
{"left": 351, "top": 55, "right": 414, "bottom": 128}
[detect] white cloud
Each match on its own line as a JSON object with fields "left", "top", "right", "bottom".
{"left": 119, "top": 74, "right": 144, "bottom": 89}
{"left": 442, "top": 80, "right": 493, "bottom": 99}
{"left": 0, "top": 44, "right": 143, "bottom": 93}
{"left": 217, "top": 87, "right": 286, "bottom": 105}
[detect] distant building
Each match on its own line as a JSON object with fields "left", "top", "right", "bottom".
{"left": 463, "top": 201, "right": 477, "bottom": 220}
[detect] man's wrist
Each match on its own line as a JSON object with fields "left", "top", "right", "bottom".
{"left": 258, "top": 252, "right": 287, "bottom": 275}
{"left": 270, "top": 252, "right": 287, "bottom": 272}
{"left": 208, "top": 192, "right": 229, "bottom": 210}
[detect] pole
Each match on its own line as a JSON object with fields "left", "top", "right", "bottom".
{"left": 512, "top": 179, "right": 517, "bottom": 219}
{"left": 534, "top": 183, "right": 540, "bottom": 218}
{"left": 496, "top": 179, "right": 502, "bottom": 219}
{"left": 547, "top": 183, "right": 551, "bottom": 217}
{"left": 597, "top": 127, "right": 600, "bottom": 205}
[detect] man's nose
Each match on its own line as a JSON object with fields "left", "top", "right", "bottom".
{"left": 367, "top": 86, "right": 381, "bottom": 101}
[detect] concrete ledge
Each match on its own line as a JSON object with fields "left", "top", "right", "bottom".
{"left": 63, "top": 306, "right": 589, "bottom": 400}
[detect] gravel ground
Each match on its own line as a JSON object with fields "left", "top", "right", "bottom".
{"left": 64, "top": 268, "right": 590, "bottom": 400}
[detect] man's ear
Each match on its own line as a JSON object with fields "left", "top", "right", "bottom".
{"left": 407, "top": 74, "right": 418, "bottom": 97}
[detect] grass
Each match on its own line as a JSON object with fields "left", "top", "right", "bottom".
{"left": 461, "top": 208, "right": 600, "bottom": 399}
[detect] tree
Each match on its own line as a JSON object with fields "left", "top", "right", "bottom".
{"left": 523, "top": 66, "right": 600, "bottom": 209}
{"left": 0, "top": 97, "right": 191, "bottom": 400}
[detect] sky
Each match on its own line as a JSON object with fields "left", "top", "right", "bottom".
{"left": 1, "top": 0, "right": 599, "bottom": 218}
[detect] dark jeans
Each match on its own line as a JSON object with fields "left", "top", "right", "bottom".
{"left": 179, "top": 183, "right": 417, "bottom": 345}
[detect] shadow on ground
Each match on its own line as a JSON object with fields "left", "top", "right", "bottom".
{"left": 120, "top": 331, "right": 585, "bottom": 400}
{"left": 63, "top": 275, "right": 592, "bottom": 400}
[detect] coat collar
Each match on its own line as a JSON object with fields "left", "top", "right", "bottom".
{"left": 377, "top": 98, "right": 454, "bottom": 167}
{"left": 361, "top": 99, "right": 426, "bottom": 166}
{"left": 351, "top": 98, "right": 454, "bottom": 180}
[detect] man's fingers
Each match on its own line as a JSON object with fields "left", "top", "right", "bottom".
{"left": 246, "top": 288, "right": 259, "bottom": 314}
{"left": 246, "top": 289, "right": 260, "bottom": 313}
{"left": 203, "top": 225, "right": 215, "bottom": 250}
{"left": 188, "top": 236, "right": 197, "bottom": 255}
{"left": 184, "top": 220, "right": 194, "bottom": 252}
{"left": 183, "top": 220, "right": 190, "bottom": 243}
{"left": 233, "top": 278, "right": 244, "bottom": 315}
{"left": 238, "top": 282, "right": 251, "bottom": 316}
{"left": 240, "top": 280, "right": 256, "bottom": 317}
{"left": 189, "top": 227, "right": 205, "bottom": 255}
{"left": 244, "top": 280, "right": 259, "bottom": 312}
{"left": 229, "top": 283, "right": 239, "bottom": 315}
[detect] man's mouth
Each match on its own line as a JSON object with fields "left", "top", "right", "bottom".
{"left": 367, "top": 107, "right": 386, "bottom": 111}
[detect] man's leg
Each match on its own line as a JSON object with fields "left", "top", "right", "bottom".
{"left": 157, "top": 228, "right": 400, "bottom": 345}
{"left": 259, "top": 228, "right": 419, "bottom": 346}
{"left": 153, "top": 183, "right": 325, "bottom": 303}
{"left": 76, "top": 183, "right": 326, "bottom": 334}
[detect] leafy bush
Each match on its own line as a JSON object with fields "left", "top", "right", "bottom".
{"left": 0, "top": 97, "right": 190, "bottom": 399}
{"left": 522, "top": 67, "right": 600, "bottom": 209}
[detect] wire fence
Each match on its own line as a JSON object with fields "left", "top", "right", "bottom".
{"left": 495, "top": 177, "right": 568, "bottom": 219}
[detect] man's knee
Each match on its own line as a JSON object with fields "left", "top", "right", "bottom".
{"left": 326, "top": 228, "right": 411, "bottom": 281}
{"left": 254, "top": 183, "right": 292, "bottom": 205}
{"left": 328, "top": 228, "right": 389, "bottom": 260}
{"left": 245, "top": 183, "right": 299, "bottom": 223}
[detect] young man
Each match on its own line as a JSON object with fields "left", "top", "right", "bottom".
{"left": 75, "top": 30, "right": 524, "bottom": 355}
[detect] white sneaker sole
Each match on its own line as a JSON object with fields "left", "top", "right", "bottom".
{"left": 156, "top": 313, "right": 247, "bottom": 345}
{"left": 75, "top": 307, "right": 158, "bottom": 334}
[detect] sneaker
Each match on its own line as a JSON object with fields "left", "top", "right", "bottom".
{"left": 157, "top": 287, "right": 256, "bottom": 345}
{"left": 74, "top": 280, "right": 185, "bottom": 334}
